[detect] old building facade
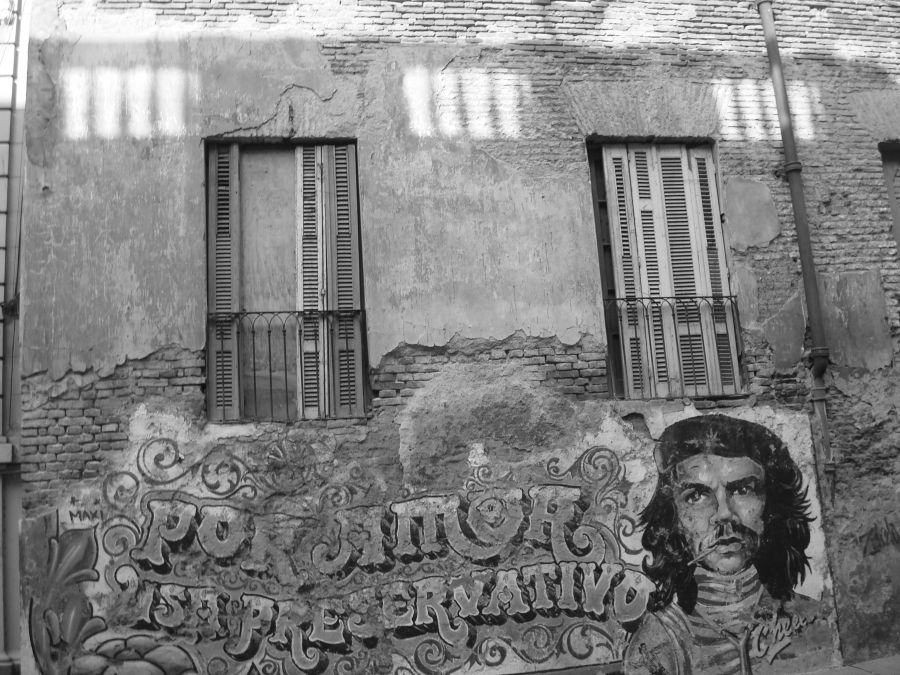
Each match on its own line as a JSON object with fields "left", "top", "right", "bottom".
{"left": 15, "top": 0, "right": 900, "bottom": 673}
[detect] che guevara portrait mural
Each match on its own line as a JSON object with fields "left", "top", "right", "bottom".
{"left": 624, "top": 414, "right": 830, "bottom": 675}
{"left": 22, "top": 399, "right": 834, "bottom": 675}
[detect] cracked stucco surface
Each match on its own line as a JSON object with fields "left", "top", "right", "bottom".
{"left": 23, "top": 27, "right": 605, "bottom": 377}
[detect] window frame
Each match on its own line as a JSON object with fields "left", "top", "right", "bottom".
{"left": 588, "top": 141, "right": 742, "bottom": 400}
{"left": 205, "top": 139, "right": 369, "bottom": 422}
{"left": 879, "top": 142, "right": 900, "bottom": 253}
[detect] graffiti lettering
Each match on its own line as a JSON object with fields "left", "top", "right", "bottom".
{"left": 391, "top": 562, "right": 651, "bottom": 635}
{"left": 137, "top": 559, "right": 651, "bottom": 667}
{"left": 526, "top": 485, "right": 605, "bottom": 563}
{"left": 69, "top": 508, "right": 104, "bottom": 522}
{"left": 138, "top": 583, "right": 368, "bottom": 669}
{"left": 413, "top": 576, "right": 469, "bottom": 644}
{"left": 131, "top": 485, "right": 618, "bottom": 584}
{"left": 65, "top": 442, "right": 659, "bottom": 672}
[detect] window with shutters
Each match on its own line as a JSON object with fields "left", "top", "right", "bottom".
{"left": 588, "top": 143, "right": 742, "bottom": 399}
{"left": 207, "top": 141, "right": 368, "bottom": 422}
{"left": 880, "top": 143, "right": 900, "bottom": 252}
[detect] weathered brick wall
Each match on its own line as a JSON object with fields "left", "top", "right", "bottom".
{"left": 19, "top": 338, "right": 609, "bottom": 503}
{"left": 20, "top": 348, "right": 205, "bottom": 501}
{"left": 373, "top": 334, "right": 610, "bottom": 406}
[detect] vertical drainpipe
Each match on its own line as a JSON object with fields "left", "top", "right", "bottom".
{"left": 0, "top": 0, "right": 26, "bottom": 669}
{"left": 754, "top": 1, "right": 835, "bottom": 497}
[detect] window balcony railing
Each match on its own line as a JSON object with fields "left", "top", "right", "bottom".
{"left": 207, "top": 309, "right": 365, "bottom": 422}
{"left": 603, "top": 295, "right": 742, "bottom": 400}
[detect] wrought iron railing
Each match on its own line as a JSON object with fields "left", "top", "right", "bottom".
{"left": 207, "top": 309, "right": 365, "bottom": 422}
{"left": 603, "top": 295, "right": 742, "bottom": 400}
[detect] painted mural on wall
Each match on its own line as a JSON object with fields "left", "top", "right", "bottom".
{"left": 623, "top": 415, "right": 831, "bottom": 675}
{"left": 23, "top": 409, "right": 834, "bottom": 675}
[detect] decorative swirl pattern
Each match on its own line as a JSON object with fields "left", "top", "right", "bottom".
{"left": 257, "top": 658, "right": 279, "bottom": 675}
{"left": 318, "top": 485, "right": 353, "bottom": 512}
{"left": 519, "top": 624, "right": 556, "bottom": 662}
{"left": 100, "top": 517, "right": 140, "bottom": 557}
{"left": 113, "top": 564, "right": 139, "bottom": 590}
{"left": 559, "top": 621, "right": 618, "bottom": 661}
{"left": 333, "top": 565, "right": 365, "bottom": 588}
{"left": 392, "top": 655, "right": 418, "bottom": 675}
{"left": 617, "top": 514, "right": 646, "bottom": 556}
{"left": 138, "top": 438, "right": 188, "bottom": 484}
{"left": 461, "top": 616, "right": 624, "bottom": 669}
{"left": 137, "top": 438, "right": 264, "bottom": 499}
{"left": 335, "top": 651, "right": 378, "bottom": 675}
{"left": 171, "top": 559, "right": 194, "bottom": 578}
{"left": 219, "top": 566, "right": 246, "bottom": 590}
{"left": 334, "top": 656, "right": 354, "bottom": 675}
{"left": 475, "top": 637, "right": 509, "bottom": 667}
{"left": 414, "top": 637, "right": 452, "bottom": 675}
{"left": 581, "top": 447, "right": 624, "bottom": 495}
{"left": 206, "top": 657, "right": 229, "bottom": 675}
{"left": 595, "top": 491, "right": 629, "bottom": 520}
{"left": 545, "top": 453, "right": 570, "bottom": 480}
{"left": 200, "top": 457, "right": 243, "bottom": 495}
{"left": 463, "top": 464, "right": 511, "bottom": 495}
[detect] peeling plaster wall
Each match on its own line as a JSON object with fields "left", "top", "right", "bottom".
{"left": 824, "top": 368, "right": 900, "bottom": 661}
{"left": 23, "top": 29, "right": 606, "bottom": 378}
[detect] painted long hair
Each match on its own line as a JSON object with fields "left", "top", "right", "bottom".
{"left": 640, "top": 415, "right": 814, "bottom": 614}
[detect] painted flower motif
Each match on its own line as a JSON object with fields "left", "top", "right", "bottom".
{"left": 71, "top": 636, "right": 198, "bottom": 675}
{"left": 475, "top": 496, "right": 506, "bottom": 527}
{"left": 467, "top": 488, "right": 524, "bottom": 545}
{"left": 102, "top": 472, "right": 140, "bottom": 510}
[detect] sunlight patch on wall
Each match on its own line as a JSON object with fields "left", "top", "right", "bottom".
{"left": 715, "top": 78, "right": 823, "bottom": 142}
{"left": 126, "top": 67, "right": 153, "bottom": 138}
{"left": 62, "top": 65, "right": 194, "bottom": 140}
{"left": 403, "top": 66, "right": 531, "bottom": 140}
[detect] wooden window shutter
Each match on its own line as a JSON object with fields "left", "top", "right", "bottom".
{"left": 297, "top": 145, "right": 325, "bottom": 419}
{"left": 657, "top": 145, "right": 710, "bottom": 394}
{"left": 207, "top": 144, "right": 241, "bottom": 420}
{"left": 628, "top": 146, "right": 682, "bottom": 398}
{"left": 691, "top": 147, "right": 740, "bottom": 393}
{"left": 324, "top": 144, "right": 365, "bottom": 417}
{"left": 599, "top": 143, "right": 739, "bottom": 399}
{"left": 602, "top": 144, "right": 651, "bottom": 397}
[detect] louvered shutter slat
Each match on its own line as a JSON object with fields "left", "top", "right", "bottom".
{"left": 207, "top": 145, "right": 240, "bottom": 420}
{"left": 659, "top": 155, "right": 699, "bottom": 302}
{"left": 658, "top": 149, "right": 709, "bottom": 393}
{"left": 603, "top": 146, "right": 650, "bottom": 397}
{"left": 694, "top": 151, "right": 739, "bottom": 391}
{"left": 329, "top": 144, "right": 365, "bottom": 416}
{"left": 298, "top": 146, "right": 324, "bottom": 418}
{"left": 632, "top": 148, "right": 672, "bottom": 391}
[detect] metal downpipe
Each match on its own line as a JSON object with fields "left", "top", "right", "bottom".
{"left": 754, "top": 0, "right": 835, "bottom": 497}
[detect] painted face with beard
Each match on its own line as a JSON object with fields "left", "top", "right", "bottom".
{"left": 674, "top": 454, "right": 765, "bottom": 575}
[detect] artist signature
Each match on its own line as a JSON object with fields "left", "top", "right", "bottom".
{"left": 748, "top": 611, "right": 818, "bottom": 664}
